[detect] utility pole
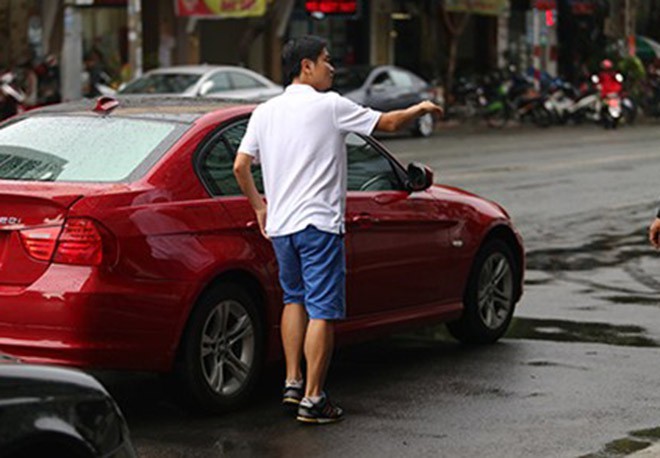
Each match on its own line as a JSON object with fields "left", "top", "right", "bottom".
{"left": 61, "top": 1, "right": 82, "bottom": 101}
{"left": 127, "top": 0, "right": 143, "bottom": 80}
{"left": 624, "top": 0, "right": 636, "bottom": 56}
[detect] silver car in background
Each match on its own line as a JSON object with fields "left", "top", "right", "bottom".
{"left": 118, "top": 65, "right": 283, "bottom": 102}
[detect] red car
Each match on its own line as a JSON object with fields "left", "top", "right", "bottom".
{"left": 0, "top": 97, "right": 524, "bottom": 412}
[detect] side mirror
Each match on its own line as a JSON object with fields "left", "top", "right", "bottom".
{"left": 406, "top": 162, "right": 434, "bottom": 192}
{"left": 198, "top": 81, "right": 214, "bottom": 96}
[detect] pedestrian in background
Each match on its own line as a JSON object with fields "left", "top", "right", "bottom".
{"left": 649, "top": 209, "right": 660, "bottom": 249}
{"left": 233, "top": 35, "right": 442, "bottom": 424}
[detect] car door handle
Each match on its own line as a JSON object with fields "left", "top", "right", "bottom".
{"left": 349, "top": 214, "right": 379, "bottom": 228}
{"left": 246, "top": 220, "right": 259, "bottom": 230}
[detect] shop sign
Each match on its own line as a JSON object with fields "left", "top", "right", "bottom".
{"left": 570, "top": 0, "right": 596, "bottom": 14}
{"left": 175, "top": 0, "right": 267, "bottom": 18}
{"left": 533, "top": 0, "right": 556, "bottom": 9}
{"left": 305, "top": 1, "right": 358, "bottom": 15}
{"left": 444, "top": 0, "right": 508, "bottom": 16}
{"left": 74, "top": 0, "right": 127, "bottom": 5}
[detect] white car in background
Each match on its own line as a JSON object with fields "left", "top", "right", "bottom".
{"left": 118, "top": 65, "right": 283, "bottom": 102}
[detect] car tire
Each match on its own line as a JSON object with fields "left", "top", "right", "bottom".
{"left": 414, "top": 113, "right": 434, "bottom": 137}
{"left": 447, "top": 239, "right": 517, "bottom": 344}
{"left": 175, "top": 282, "right": 264, "bottom": 413}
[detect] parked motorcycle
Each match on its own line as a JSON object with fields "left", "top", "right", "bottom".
{"left": 0, "top": 72, "right": 26, "bottom": 122}
{"left": 481, "top": 72, "right": 553, "bottom": 128}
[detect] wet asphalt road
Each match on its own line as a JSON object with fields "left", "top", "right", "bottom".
{"left": 98, "top": 122, "right": 660, "bottom": 458}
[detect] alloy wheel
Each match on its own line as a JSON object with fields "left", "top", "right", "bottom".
{"left": 477, "top": 252, "right": 514, "bottom": 330}
{"left": 417, "top": 113, "right": 434, "bottom": 136}
{"left": 200, "top": 299, "right": 255, "bottom": 396}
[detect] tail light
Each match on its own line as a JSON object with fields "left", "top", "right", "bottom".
{"left": 18, "top": 226, "right": 62, "bottom": 262}
{"left": 20, "top": 218, "right": 111, "bottom": 266}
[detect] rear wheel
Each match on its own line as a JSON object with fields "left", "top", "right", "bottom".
{"left": 414, "top": 112, "right": 434, "bottom": 137}
{"left": 447, "top": 239, "right": 517, "bottom": 344}
{"left": 175, "top": 282, "right": 264, "bottom": 413}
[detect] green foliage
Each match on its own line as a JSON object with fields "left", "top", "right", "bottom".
{"left": 618, "top": 55, "right": 646, "bottom": 82}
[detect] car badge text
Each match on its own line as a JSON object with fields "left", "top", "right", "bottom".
{"left": 0, "top": 216, "right": 22, "bottom": 225}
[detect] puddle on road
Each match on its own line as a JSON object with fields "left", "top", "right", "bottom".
{"left": 526, "top": 229, "right": 653, "bottom": 273}
{"left": 580, "top": 426, "right": 660, "bottom": 458}
{"left": 506, "top": 317, "right": 659, "bottom": 348}
{"left": 603, "top": 295, "right": 659, "bottom": 306}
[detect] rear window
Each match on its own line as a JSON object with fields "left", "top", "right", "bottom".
{"left": 0, "top": 116, "right": 180, "bottom": 182}
{"left": 332, "top": 67, "right": 371, "bottom": 94}
{"left": 120, "top": 73, "right": 201, "bottom": 94}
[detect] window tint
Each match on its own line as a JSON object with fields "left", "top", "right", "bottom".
{"left": 346, "top": 133, "right": 402, "bottom": 192}
{"left": 206, "top": 72, "right": 232, "bottom": 94}
{"left": 200, "top": 120, "right": 263, "bottom": 196}
{"left": 0, "top": 116, "right": 179, "bottom": 182}
{"left": 230, "top": 73, "right": 265, "bottom": 89}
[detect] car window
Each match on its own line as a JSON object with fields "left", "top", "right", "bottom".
{"left": 0, "top": 116, "right": 181, "bottom": 182}
{"left": 205, "top": 72, "right": 232, "bottom": 94}
{"left": 371, "top": 71, "right": 394, "bottom": 88}
{"left": 199, "top": 119, "right": 263, "bottom": 196}
{"left": 230, "top": 73, "right": 265, "bottom": 89}
{"left": 119, "top": 73, "right": 200, "bottom": 94}
{"left": 346, "top": 133, "right": 403, "bottom": 192}
{"left": 390, "top": 69, "right": 414, "bottom": 88}
{"left": 332, "top": 67, "right": 371, "bottom": 94}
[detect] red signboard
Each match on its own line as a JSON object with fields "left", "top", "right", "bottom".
{"left": 175, "top": 0, "right": 266, "bottom": 18}
{"left": 534, "top": 0, "right": 556, "bottom": 10}
{"left": 571, "top": 0, "right": 596, "bottom": 14}
{"left": 305, "top": 1, "right": 358, "bottom": 15}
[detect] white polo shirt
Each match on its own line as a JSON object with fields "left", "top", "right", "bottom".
{"left": 238, "top": 84, "right": 381, "bottom": 237}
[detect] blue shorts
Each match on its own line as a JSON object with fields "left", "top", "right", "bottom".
{"left": 271, "top": 225, "right": 346, "bottom": 320}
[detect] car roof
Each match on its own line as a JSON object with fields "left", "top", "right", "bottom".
{"left": 146, "top": 65, "right": 261, "bottom": 76}
{"left": 26, "top": 96, "right": 254, "bottom": 124}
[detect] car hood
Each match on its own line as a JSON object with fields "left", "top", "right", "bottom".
{"left": 431, "top": 184, "right": 511, "bottom": 219}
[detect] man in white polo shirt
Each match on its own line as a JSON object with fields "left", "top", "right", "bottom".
{"left": 233, "top": 35, "right": 442, "bottom": 424}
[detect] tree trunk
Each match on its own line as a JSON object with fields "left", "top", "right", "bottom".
{"left": 439, "top": 6, "right": 471, "bottom": 104}
{"left": 446, "top": 35, "right": 459, "bottom": 101}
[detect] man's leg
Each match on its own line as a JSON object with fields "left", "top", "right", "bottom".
{"left": 304, "top": 319, "right": 334, "bottom": 398}
{"left": 271, "top": 235, "right": 306, "bottom": 406}
{"left": 281, "top": 302, "right": 307, "bottom": 383}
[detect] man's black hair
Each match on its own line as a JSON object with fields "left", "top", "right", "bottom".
{"left": 282, "top": 35, "right": 328, "bottom": 86}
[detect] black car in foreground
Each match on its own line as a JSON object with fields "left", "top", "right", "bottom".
{"left": 333, "top": 65, "right": 440, "bottom": 137}
{"left": 0, "top": 353, "right": 136, "bottom": 458}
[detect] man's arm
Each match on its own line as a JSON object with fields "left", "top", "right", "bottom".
{"left": 233, "top": 152, "right": 268, "bottom": 239}
{"left": 376, "top": 100, "right": 443, "bottom": 132}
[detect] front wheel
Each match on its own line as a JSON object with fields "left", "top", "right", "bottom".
{"left": 447, "top": 239, "right": 518, "bottom": 344}
{"left": 175, "top": 282, "right": 264, "bottom": 413}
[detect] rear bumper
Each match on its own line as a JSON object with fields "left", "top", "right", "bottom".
{"left": 0, "top": 264, "right": 193, "bottom": 371}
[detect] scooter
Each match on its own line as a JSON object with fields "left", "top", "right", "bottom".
{"left": 591, "top": 73, "right": 625, "bottom": 129}
{"left": 601, "top": 92, "right": 623, "bottom": 129}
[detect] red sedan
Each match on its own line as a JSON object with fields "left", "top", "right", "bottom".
{"left": 0, "top": 97, "right": 524, "bottom": 411}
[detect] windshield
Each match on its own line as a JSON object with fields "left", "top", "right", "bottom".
{"left": 120, "top": 73, "right": 201, "bottom": 94}
{"left": 0, "top": 116, "right": 180, "bottom": 182}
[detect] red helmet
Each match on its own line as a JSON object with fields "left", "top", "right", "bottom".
{"left": 601, "top": 59, "right": 613, "bottom": 70}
